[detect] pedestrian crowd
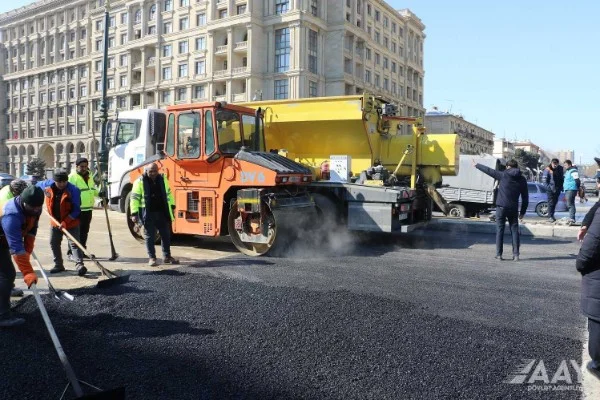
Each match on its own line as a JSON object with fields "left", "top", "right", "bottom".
{"left": 0, "top": 159, "right": 178, "bottom": 327}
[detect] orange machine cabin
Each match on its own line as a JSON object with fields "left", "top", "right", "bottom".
{"left": 128, "top": 101, "right": 314, "bottom": 244}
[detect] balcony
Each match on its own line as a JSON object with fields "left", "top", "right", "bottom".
{"left": 147, "top": 57, "right": 156, "bottom": 66}
{"left": 213, "top": 95, "right": 226, "bottom": 101}
{"left": 132, "top": 62, "right": 142, "bottom": 70}
{"left": 215, "top": 45, "right": 227, "bottom": 54}
{"left": 233, "top": 93, "right": 247, "bottom": 102}
{"left": 234, "top": 41, "right": 247, "bottom": 52}
{"left": 213, "top": 69, "right": 228, "bottom": 77}
{"left": 232, "top": 66, "right": 248, "bottom": 74}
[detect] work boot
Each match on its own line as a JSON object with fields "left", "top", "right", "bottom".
{"left": 148, "top": 258, "right": 158, "bottom": 267}
{"left": 547, "top": 217, "right": 556, "bottom": 223}
{"left": 50, "top": 265, "right": 66, "bottom": 274}
{"left": 495, "top": 255, "right": 503, "bottom": 260}
{"left": 0, "top": 314, "right": 25, "bottom": 327}
{"left": 512, "top": 255, "right": 520, "bottom": 261}
{"left": 75, "top": 263, "right": 87, "bottom": 277}
{"left": 163, "top": 256, "right": 179, "bottom": 265}
{"left": 10, "top": 287, "right": 24, "bottom": 297}
{"left": 587, "top": 361, "right": 600, "bottom": 381}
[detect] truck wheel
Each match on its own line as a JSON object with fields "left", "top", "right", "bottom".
{"left": 535, "top": 202, "right": 549, "bottom": 217}
{"left": 228, "top": 200, "right": 278, "bottom": 256}
{"left": 126, "top": 191, "right": 161, "bottom": 244}
{"left": 447, "top": 203, "right": 466, "bottom": 218}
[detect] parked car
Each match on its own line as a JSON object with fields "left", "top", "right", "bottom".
{"left": 524, "top": 182, "right": 568, "bottom": 217}
{"left": 19, "top": 174, "right": 40, "bottom": 186}
{"left": 0, "top": 173, "right": 15, "bottom": 188}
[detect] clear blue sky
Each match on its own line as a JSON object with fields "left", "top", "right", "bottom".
{"left": 2, "top": 0, "right": 599, "bottom": 163}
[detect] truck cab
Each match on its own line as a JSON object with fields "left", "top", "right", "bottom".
{"left": 106, "top": 109, "right": 166, "bottom": 212}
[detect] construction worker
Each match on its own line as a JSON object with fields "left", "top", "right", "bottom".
{"left": 130, "top": 163, "right": 179, "bottom": 266}
{"left": 37, "top": 168, "right": 88, "bottom": 276}
{"left": 0, "top": 179, "right": 30, "bottom": 297}
{"left": 0, "top": 185, "right": 43, "bottom": 327}
{"left": 0, "top": 179, "right": 29, "bottom": 204}
{"left": 66, "top": 157, "right": 98, "bottom": 260}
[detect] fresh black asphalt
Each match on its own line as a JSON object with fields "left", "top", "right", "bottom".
{"left": 1, "top": 231, "right": 585, "bottom": 399}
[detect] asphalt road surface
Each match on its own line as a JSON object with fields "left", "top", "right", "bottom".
{"left": 1, "top": 230, "right": 585, "bottom": 399}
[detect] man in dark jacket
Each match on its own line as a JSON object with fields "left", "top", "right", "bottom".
{"left": 542, "top": 158, "right": 564, "bottom": 223}
{"left": 473, "top": 159, "right": 529, "bottom": 261}
{"left": 576, "top": 172, "right": 600, "bottom": 380}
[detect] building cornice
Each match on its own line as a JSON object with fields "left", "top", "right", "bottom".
{"left": 0, "top": 0, "right": 84, "bottom": 25}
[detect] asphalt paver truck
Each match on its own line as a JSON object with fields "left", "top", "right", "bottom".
{"left": 106, "top": 95, "right": 459, "bottom": 255}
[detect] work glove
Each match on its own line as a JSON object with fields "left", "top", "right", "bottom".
{"left": 98, "top": 190, "right": 106, "bottom": 199}
{"left": 131, "top": 215, "right": 139, "bottom": 224}
{"left": 13, "top": 253, "right": 37, "bottom": 288}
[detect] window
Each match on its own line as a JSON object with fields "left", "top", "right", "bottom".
{"left": 375, "top": 53, "right": 380, "bottom": 65}
{"left": 205, "top": 110, "right": 215, "bottom": 155}
{"left": 274, "top": 79, "right": 288, "bottom": 99}
{"left": 177, "top": 112, "right": 200, "bottom": 158}
{"left": 275, "top": 28, "right": 290, "bottom": 73}
{"left": 148, "top": 25, "right": 156, "bottom": 35}
{"left": 118, "top": 96, "right": 127, "bottom": 108}
{"left": 120, "top": 75, "right": 127, "bottom": 87}
{"left": 195, "top": 60, "right": 205, "bottom": 75}
{"left": 109, "top": 16, "right": 116, "bottom": 27}
{"left": 108, "top": 57, "right": 115, "bottom": 68}
{"left": 196, "top": 13, "right": 206, "bottom": 26}
{"left": 275, "top": 0, "right": 289, "bottom": 15}
{"left": 311, "top": 0, "right": 318, "bottom": 16}
{"left": 115, "top": 121, "right": 138, "bottom": 144}
{"left": 375, "top": 10, "right": 380, "bottom": 21}
{"left": 164, "top": 0, "right": 172, "bottom": 12}
{"left": 309, "top": 80, "right": 317, "bottom": 97}
{"left": 162, "top": 66, "right": 172, "bottom": 79}
{"left": 179, "top": 17, "right": 189, "bottom": 30}
{"left": 163, "top": 44, "right": 172, "bottom": 57}
{"left": 108, "top": 37, "right": 116, "bottom": 48}
{"left": 237, "top": 4, "right": 246, "bottom": 14}
{"left": 218, "top": 9, "right": 227, "bottom": 19}
{"left": 180, "top": 0, "right": 189, "bottom": 6}
{"left": 365, "top": 69, "right": 371, "bottom": 83}
{"left": 308, "top": 30, "right": 318, "bottom": 74}
{"left": 107, "top": 78, "right": 115, "bottom": 89}
{"left": 149, "top": 5, "right": 157, "bottom": 20}
{"left": 95, "top": 20, "right": 103, "bottom": 31}
{"left": 161, "top": 90, "right": 171, "bottom": 103}
{"left": 134, "top": 9, "right": 142, "bottom": 24}
{"left": 195, "top": 37, "right": 206, "bottom": 50}
{"left": 121, "top": 13, "right": 128, "bottom": 24}
{"left": 95, "top": 60, "right": 103, "bottom": 71}
{"left": 120, "top": 54, "right": 128, "bottom": 66}
{"left": 178, "top": 64, "right": 188, "bottom": 77}
{"left": 78, "top": 104, "right": 86, "bottom": 115}
{"left": 121, "top": 33, "right": 128, "bottom": 44}
{"left": 374, "top": 31, "right": 380, "bottom": 44}
{"left": 95, "top": 80, "right": 101, "bottom": 91}
{"left": 383, "top": 78, "right": 389, "bottom": 90}
{"left": 365, "top": 48, "right": 371, "bottom": 60}
{"left": 176, "top": 87, "right": 186, "bottom": 101}
{"left": 95, "top": 39, "right": 102, "bottom": 51}
{"left": 375, "top": 74, "right": 380, "bottom": 87}
{"left": 163, "top": 22, "right": 172, "bottom": 34}
{"left": 69, "top": 88, "right": 75, "bottom": 99}
{"left": 178, "top": 40, "right": 188, "bottom": 54}
{"left": 193, "top": 85, "right": 205, "bottom": 99}
{"left": 383, "top": 57, "right": 388, "bottom": 69}
{"left": 165, "top": 113, "right": 175, "bottom": 155}
{"left": 59, "top": 89, "right": 65, "bottom": 100}
{"left": 81, "top": 28, "right": 86, "bottom": 39}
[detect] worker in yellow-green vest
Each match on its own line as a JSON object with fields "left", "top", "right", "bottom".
{"left": 0, "top": 179, "right": 28, "bottom": 206}
{"left": 130, "top": 162, "right": 178, "bottom": 267}
{"left": 0, "top": 179, "right": 29, "bottom": 298}
{"left": 66, "top": 157, "right": 98, "bottom": 261}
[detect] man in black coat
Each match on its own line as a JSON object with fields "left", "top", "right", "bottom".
{"left": 542, "top": 158, "right": 564, "bottom": 223}
{"left": 576, "top": 172, "right": 600, "bottom": 379}
{"left": 473, "top": 159, "right": 529, "bottom": 261}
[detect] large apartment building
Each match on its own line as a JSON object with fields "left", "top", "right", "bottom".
{"left": 424, "top": 108, "right": 494, "bottom": 155}
{"left": 0, "top": 0, "right": 425, "bottom": 176}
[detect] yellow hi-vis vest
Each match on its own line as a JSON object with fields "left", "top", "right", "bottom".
{"left": 130, "top": 174, "right": 175, "bottom": 221}
{"left": 0, "top": 185, "right": 14, "bottom": 206}
{"left": 68, "top": 172, "right": 98, "bottom": 211}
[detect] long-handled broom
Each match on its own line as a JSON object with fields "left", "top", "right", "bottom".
{"left": 31, "top": 283, "right": 125, "bottom": 399}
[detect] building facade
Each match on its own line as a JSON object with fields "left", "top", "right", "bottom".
{"left": 492, "top": 138, "right": 515, "bottom": 160}
{"left": 554, "top": 150, "right": 575, "bottom": 163}
{"left": 0, "top": 0, "right": 425, "bottom": 176}
{"left": 424, "top": 109, "right": 494, "bottom": 155}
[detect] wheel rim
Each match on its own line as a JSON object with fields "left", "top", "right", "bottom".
{"left": 228, "top": 201, "right": 277, "bottom": 256}
{"left": 538, "top": 203, "right": 548, "bottom": 216}
{"left": 449, "top": 207, "right": 462, "bottom": 218}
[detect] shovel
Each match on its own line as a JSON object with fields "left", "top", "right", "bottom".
{"left": 31, "top": 283, "right": 126, "bottom": 399}
{"left": 31, "top": 251, "right": 74, "bottom": 302}
{"left": 46, "top": 212, "right": 130, "bottom": 288}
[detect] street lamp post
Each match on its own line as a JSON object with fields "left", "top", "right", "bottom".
{"left": 96, "top": 0, "right": 111, "bottom": 177}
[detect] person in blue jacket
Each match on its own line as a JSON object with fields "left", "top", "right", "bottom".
{"left": 563, "top": 160, "right": 580, "bottom": 225}
{"left": 37, "top": 168, "right": 87, "bottom": 276}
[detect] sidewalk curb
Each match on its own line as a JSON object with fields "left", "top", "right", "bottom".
{"left": 425, "top": 218, "right": 579, "bottom": 239}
